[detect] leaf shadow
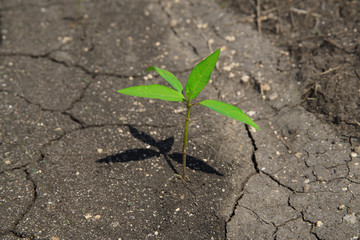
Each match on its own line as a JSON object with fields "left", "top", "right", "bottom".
{"left": 96, "top": 125, "right": 223, "bottom": 176}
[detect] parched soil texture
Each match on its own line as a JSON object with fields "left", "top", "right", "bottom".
{"left": 221, "top": 0, "right": 360, "bottom": 141}
{"left": 1, "top": 0, "right": 360, "bottom": 239}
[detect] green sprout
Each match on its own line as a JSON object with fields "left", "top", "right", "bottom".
{"left": 118, "top": 49, "right": 260, "bottom": 180}
{"left": 77, "top": 0, "right": 82, "bottom": 22}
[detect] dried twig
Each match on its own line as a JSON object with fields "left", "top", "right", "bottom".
{"left": 355, "top": 120, "right": 360, "bottom": 127}
{"left": 256, "top": 0, "right": 262, "bottom": 34}
{"left": 290, "top": 7, "right": 322, "bottom": 18}
{"left": 319, "top": 64, "right": 345, "bottom": 75}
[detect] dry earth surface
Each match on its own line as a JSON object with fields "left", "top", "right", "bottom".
{"left": 0, "top": 0, "right": 359, "bottom": 239}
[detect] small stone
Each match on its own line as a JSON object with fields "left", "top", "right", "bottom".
{"left": 94, "top": 215, "right": 101, "bottom": 220}
{"left": 97, "top": 148, "right": 103, "bottom": 154}
{"left": 350, "top": 152, "right": 358, "bottom": 158}
{"left": 155, "top": 41, "right": 161, "bottom": 47}
{"left": 5, "top": 160, "right": 11, "bottom": 165}
{"left": 316, "top": 221, "right": 323, "bottom": 227}
{"left": 61, "top": 36, "right": 72, "bottom": 44}
{"left": 225, "top": 35, "right": 235, "bottom": 42}
{"left": 85, "top": 213, "right": 92, "bottom": 219}
{"left": 241, "top": 75, "right": 250, "bottom": 83}
{"left": 247, "top": 110, "right": 256, "bottom": 117}
{"left": 342, "top": 187, "right": 348, "bottom": 191}
{"left": 220, "top": 45, "right": 228, "bottom": 51}
{"left": 338, "top": 204, "right": 345, "bottom": 210}
{"left": 76, "top": 171, "right": 80, "bottom": 176}
{"left": 8, "top": 62, "right": 13, "bottom": 67}
{"left": 111, "top": 221, "right": 120, "bottom": 228}
{"left": 129, "top": 76, "right": 134, "bottom": 81}
{"left": 269, "top": 92, "right": 279, "bottom": 101}
{"left": 154, "top": 231, "right": 159, "bottom": 236}
{"left": 249, "top": 126, "right": 257, "bottom": 133}
{"left": 294, "top": 152, "right": 302, "bottom": 158}
{"left": 343, "top": 213, "right": 357, "bottom": 224}
{"left": 228, "top": 72, "right": 235, "bottom": 79}
{"left": 304, "top": 179, "right": 310, "bottom": 184}
{"left": 261, "top": 83, "right": 271, "bottom": 92}
{"left": 175, "top": 208, "right": 180, "bottom": 212}
{"left": 170, "top": 19, "right": 177, "bottom": 27}
{"left": 51, "top": 237, "right": 60, "bottom": 240}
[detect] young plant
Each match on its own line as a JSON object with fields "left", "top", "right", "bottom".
{"left": 118, "top": 49, "right": 260, "bottom": 180}
{"left": 77, "top": 0, "right": 82, "bottom": 22}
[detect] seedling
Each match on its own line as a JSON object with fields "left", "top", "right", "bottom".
{"left": 77, "top": 0, "right": 82, "bottom": 22}
{"left": 118, "top": 49, "right": 260, "bottom": 180}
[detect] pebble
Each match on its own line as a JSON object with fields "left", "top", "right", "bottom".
{"left": 316, "top": 221, "right": 323, "bottom": 227}
{"left": 343, "top": 213, "right": 357, "bottom": 224}
{"left": 269, "top": 92, "right": 279, "bottom": 101}
{"left": 223, "top": 62, "right": 239, "bottom": 71}
{"left": 228, "top": 72, "right": 235, "bottom": 79}
{"left": 247, "top": 110, "right": 256, "bottom": 117}
{"left": 241, "top": 74, "right": 250, "bottom": 83}
{"left": 338, "top": 204, "right": 345, "bottom": 210}
{"left": 170, "top": 19, "right": 177, "bottom": 27}
{"left": 5, "top": 160, "right": 11, "bottom": 165}
{"left": 261, "top": 83, "right": 271, "bottom": 92}
{"left": 294, "top": 152, "right": 302, "bottom": 158}
{"left": 350, "top": 152, "right": 358, "bottom": 158}
{"left": 97, "top": 148, "right": 103, "bottom": 153}
{"left": 225, "top": 35, "right": 235, "bottom": 42}
{"left": 111, "top": 221, "right": 120, "bottom": 228}
{"left": 61, "top": 36, "right": 72, "bottom": 44}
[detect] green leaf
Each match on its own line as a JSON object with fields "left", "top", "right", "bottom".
{"left": 146, "top": 66, "right": 183, "bottom": 93}
{"left": 198, "top": 100, "right": 260, "bottom": 130}
{"left": 186, "top": 49, "right": 220, "bottom": 100}
{"left": 118, "top": 84, "right": 185, "bottom": 102}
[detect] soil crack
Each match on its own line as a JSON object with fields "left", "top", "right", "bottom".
{"left": 245, "top": 125, "right": 259, "bottom": 173}
{"left": 7, "top": 168, "right": 38, "bottom": 239}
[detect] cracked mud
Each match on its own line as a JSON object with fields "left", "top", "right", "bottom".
{"left": 1, "top": 0, "right": 359, "bottom": 239}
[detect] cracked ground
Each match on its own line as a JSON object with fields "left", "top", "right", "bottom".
{"left": 1, "top": 0, "right": 359, "bottom": 239}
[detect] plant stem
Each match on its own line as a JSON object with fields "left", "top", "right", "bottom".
{"left": 182, "top": 100, "right": 191, "bottom": 179}
{"left": 77, "top": 0, "right": 82, "bottom": 22}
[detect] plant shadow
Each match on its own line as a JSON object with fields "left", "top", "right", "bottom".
{"left": 96, "top": 125, "right": 223, "bottom": 176}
